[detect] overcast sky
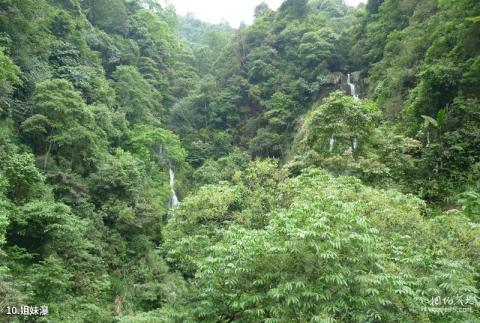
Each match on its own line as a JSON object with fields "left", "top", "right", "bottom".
{"left": 167, "top": 0, "right": 367, "bottom": 27}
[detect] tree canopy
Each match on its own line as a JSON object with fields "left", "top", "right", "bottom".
{"left": 0, "top": 0, "right": 479, "bottom": 321}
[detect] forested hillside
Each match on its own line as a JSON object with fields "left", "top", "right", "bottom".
{"left": 0, "top": 0, "right": 479, "bottom": 322}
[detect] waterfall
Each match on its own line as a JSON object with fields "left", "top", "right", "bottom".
{"left": 329, "top": 136, "right": 335, "bottom": 152}
{"left": 168, "top": 161, "right": 180, "bottom": 209}
{"left": 348, "top": 73, "right": 359, "bottom": 155}
{"left": 347, "top": 73, "right": 359, "bottom": 100}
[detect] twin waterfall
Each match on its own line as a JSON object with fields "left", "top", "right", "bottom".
{"left": 168, "top": 161, "right": 180, "bottom": 209}
{"left": 170, "top": 73, "right": 360, "bottom": 207}
{"left": 329, "top": 73, "right": 359, "bottom": 154}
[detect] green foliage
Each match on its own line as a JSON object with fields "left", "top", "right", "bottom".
{"left": 89, "top": 149, "right": 144, "bottom": 206}
{"left": 350, "top": 0, "right": 480, "bottom": 202}
{"left": 171, "top": 0, "right": 354, "bottom": 161}
{"left": 30, "top": 255, "right": 73, "bottom": 302}
{"left": 111, "top": 65, "right": 164, "bottom": 125}
{"left": 0, "top": 174, "right": 9, "bottom": 246}
{"left": 0, "top": 1, "right": 196, "bottom": 320}
{"left": 458, "top": 191, "right": 480, "bottom": 222}
{"left": 49, "top": 40, "right": 115, "bottom": 106}
{"left": 21, "top": 79, "right": 105, "bottom": 174}
{"left": 163, "top": 169, "right": 479, "bottom": 322}
{"left": 299, "top": 28, "right": 337, "bottom": 70}
{"left": 178, "top": 14, "right": 233, "bottom": 70}
{"left": 192, "top": 148, "right": 250, "bottom": 187}
{"left": 8, "top": 200, "right": 87, "bottom": 257}
{"left": 1, "top": 0, "right": 479, "bottom": 321}
{"left": 83, "top": 0, "right": 129, "bottom": 35}
{"left": 129, "top": 124, "right": 186, "bottom": 164}
{"left": 0, "top": 149, "right": 45, "bottom": 204}
{"left": 0, "top": 48, "right": 21, "bottom": 87}
{"left": 291, "top": 91, "right": 390, "bottom": 182}
{"left": 303, "top": 91, "right": 380, "bottom": 153}
{"left": 406, "top": 61, "right": 461, "bottom": 129}
{"left": 280, "top": 0, "right": 308, "bottom": 19}
{"left": 0, "top": 47, "right": 22, "bottom": 113}
{"left": 250, "top": 92, "right": 297, "bottom": 158}
{"left": 163, "top": 160, "right": 285, "bottom": 276}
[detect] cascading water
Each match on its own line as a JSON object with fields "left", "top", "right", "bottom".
{"left": 168, "top": 161, "right": 180, "bottom": 209}
{"left": 353, "top": 138, "right": 358, "bottom": 151}
{"left": 329, "top": 136, "right": 335, "bottom": 152}
{"left": 347, "top": 73, "right": 359, "bottom": 153}
{"left": 347, "top": 73, "right": 359, "bottom": 100}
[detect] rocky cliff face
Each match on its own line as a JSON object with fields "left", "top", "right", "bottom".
{"left": 327, "top": 71, "right": 368, "bottom": 98}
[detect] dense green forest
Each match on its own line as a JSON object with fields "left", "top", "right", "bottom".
{"left": 0, "top": 0, "right": 479, "bottom": 321}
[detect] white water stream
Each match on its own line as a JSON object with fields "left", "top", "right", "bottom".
{"left": 329, "top": 136, "right": 335, "bottom": 152}
{"left": 347, "top": 73, "right": 359, "bottom": 100}
{"left": 348, "top": 73, "right": 359, "bottom": 153}
{"left": 168, "top": 162, "right": 180, "bottom": 209}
